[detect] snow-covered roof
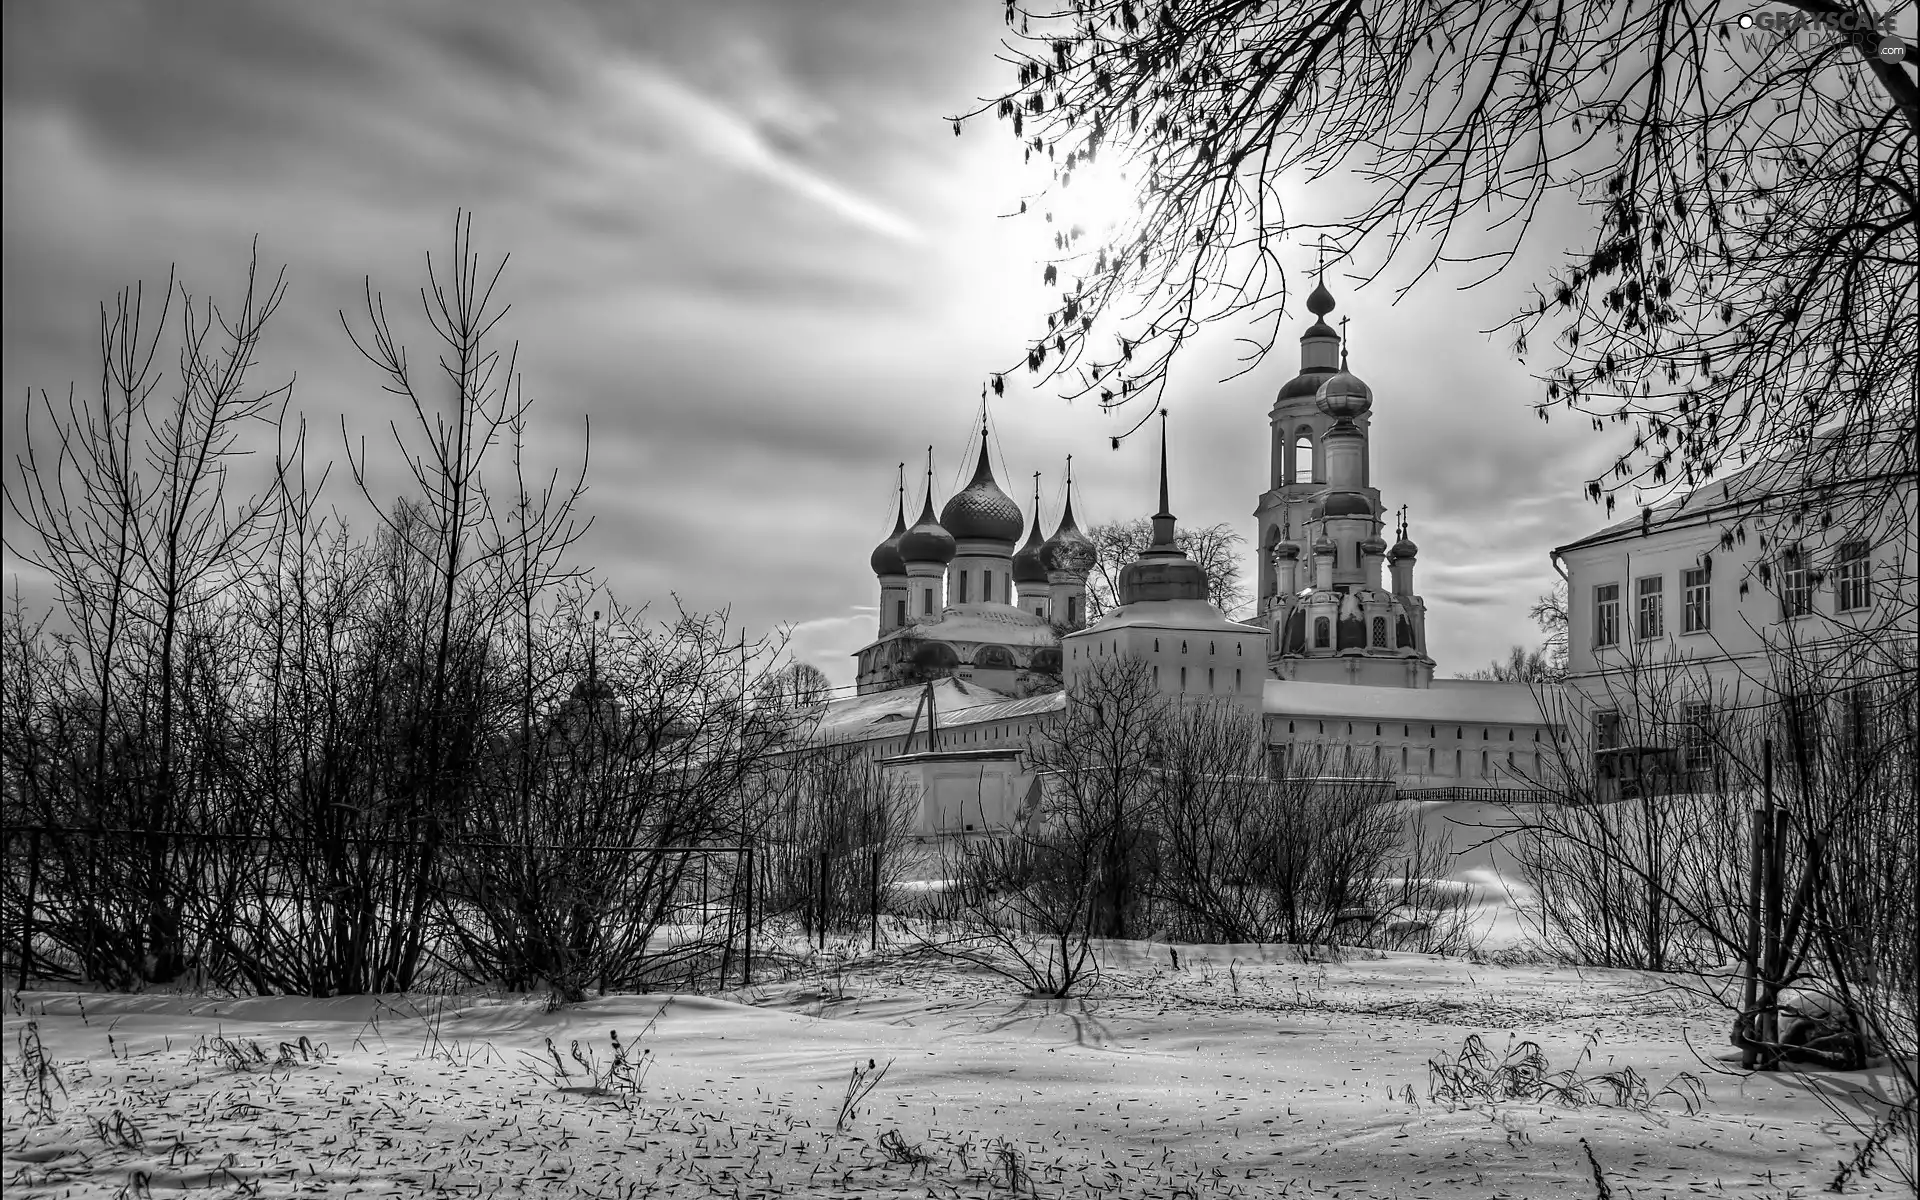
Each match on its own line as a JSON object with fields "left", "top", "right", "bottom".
{"left": 807, "top": 677, "right": 1019, "bottom": 742}
{"left": 1262, "top": 678, "right": 1554, "bottom": 725}
{"left": 1068, "top": 598, "right": 1266, "bottom": 638}
{"left": 853, "top": 605, "right": 1059, "bottom": 656}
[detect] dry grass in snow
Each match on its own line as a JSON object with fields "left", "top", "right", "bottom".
{"left": 3, "top": 941, "right": 1910, "bottom": 1197}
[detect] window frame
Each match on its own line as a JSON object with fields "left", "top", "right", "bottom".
{"left": 1682, "top": 566, "right": 1710, "bottom": 634}
{"left": 1635, "top": 574, "right": 1665, "bottom": 641}
{"left": 1834, "top": 541, "right": 1871, "bottom": 612}
{"left": 1593, "top": 582, "right": 1621, "bottom": 648}
{"left": 1779, "top": 547, "right": 1813, "bottom": 619}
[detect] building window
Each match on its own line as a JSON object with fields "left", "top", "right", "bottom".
{"left": 1068, "top": 595, "right": 1081, "bottom": 624}
{"left": 1481, "top": 750, "right": 1489, "bottom": 775}
{"left": 1208, "top": 668, "right": 1215, "bottom": 691}
{"left": 1594, "top": 583, "right": 1620, "bottom": 647}
{"left": 1179, "top": 666, "right": 1187, "bottom": 691}
{"left": 1635, "top": 575, "right": 1664, "bottom": 640}
{"left": 1839, "top": 685, "right": 1873, "bottom": 754}
{"left": 924, "top": 587, "right": 935, "bottom": 614}
{"left": 957, "top": 572, "right": 968, "bottom": 604}
{"left": 1682, "top": 567, "right": 1710, "bottom": 633}
{"left": 1427, "top": 747, "right": 1435, "bottom": 771}
{"left": 895, "top": 599, "right": 906, "bottom": 627}
{"left": 1593, "top": 709, "right": 1622, "bottom": 750}
{"left": 1154, "top": 638, "right": 1160, "bottom": 652}
{"left": 1235, "top": 669, "right": 1242, "bottom": 690}
{"left": 1780, "top": 547, "right": 1813, "bottom": 618}
{"left": 1314, "top": 618, "right": 1330, "bottom": 648}
{"left": 1371, "top": 616, "right": 1386, "bottom": 647}
{"left": 1834, "top": 541, "right": 1871, "bottom": 611}
{"left": 1293, "top": 435, "right": 1314, "bottom": 482}
{"left": 1680, "top": 701, "right": 1713, "bottom": 777}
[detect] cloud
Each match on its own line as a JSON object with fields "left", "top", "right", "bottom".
{"left": 601, "top": 61, "right": 921, "bottom": 245}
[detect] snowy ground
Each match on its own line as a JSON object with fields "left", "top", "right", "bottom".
{"left": 4, "top": 938, "right": 1910, "bottom": 1199}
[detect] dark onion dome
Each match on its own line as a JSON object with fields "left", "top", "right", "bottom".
{"left": 940, "top": 426, "right": 1025, "bottom": 544}
{"left": 1306, "top": 278, "right": 1336, "bottom": 317}
{"left": 1039, "top": 492, "right": 1094, "bottom": 575}
{"left": 899, "top": 490, "right": 957, "bottom": 565}
{"left": 1012, "top": 505, "right": 1049, "bottom": 584}
{"left": 1389, "top": 535, "right": 1419, "bottom": 558}
{"left": 1312, "top": 534, "right": 1337, "bottom": 556}
{"left": 1315, "top": 369, "right": 1373, "bottom": 421}
{"left": 570, "top": 673, "right": 616, "bottom": 704}
{"left": 1276, "top": 283, "right": 1341, "bottom": 402}
{"left": 1312, "top": 490, "right": 1375, "bottom": 520}
{"left": 869, "top": 493, "right": 908, "bottom": 576}
{"left": 1359, "top": 535, "right": 1390, "bottom": 557}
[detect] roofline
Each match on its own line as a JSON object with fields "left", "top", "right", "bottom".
{"left": 1552, "top": 466, "right": 1917, "bottom": 557}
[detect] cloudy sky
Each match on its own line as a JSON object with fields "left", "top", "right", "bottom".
{"left": 3, "top": 0, "right": 1610, "bottom": 692}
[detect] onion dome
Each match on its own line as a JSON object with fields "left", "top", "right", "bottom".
{"left": 569, "top": 674, "right": 615, "bottom": 704}
{"left": 1315, "top": 368, "right": 1373, "bottom": 422}
{"left": 1312, "top": 534, "right": 1337, "bottom": 556}
{"left": 1278, "top": 280, "right": 1342, "bottom": 401}
{"left": 899, "top": 488, "right": 956, "bottom": 565}
{"left": 1389, "top": 535, "right": 1418, "bottom": 559}
{"left": 869, "top": 486, "right": 908, "bottom": 577}
{"left": 940, "top": 423, "right": 1025, "bottom": 544}
{"left": 1271, "top": 539, "right": 1301, "bottom": 559}
{"left": 1012, "top": 486, "right": 1049, "bottom": 585}
{"left": 1359, "top": 535, "right": 1389, "bottom": 557}
{"left": 1313, "top": 490, "right": 1375, "bottom": 520}
{"left": 1040, "top": 491, "right": 1094, "bottom": 576}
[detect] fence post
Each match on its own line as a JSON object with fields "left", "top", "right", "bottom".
{"left": 869, "top": 849, "right": 880, "bottom": 952}
{"left": 819, "top": 849, "right": 830, "bottom": 951}
{"left": 19, "top": 828, "right": 41, "bottom": 991}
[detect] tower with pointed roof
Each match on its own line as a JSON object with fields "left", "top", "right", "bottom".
{"left": 942, "top": 418, "right": 1025, "bottom": 608}
{"left": 1256, "top": 275, "right": 1433, "bottom": 687}
{"left": 870, "top": 465, "right": 911, "bottom": 634}
{"left": 1040, "top": 458, "right": 1094, "bottom": 629}
{"left": 1012, "top": 473, "right": 1051, "bottom": 620}
{"left": 1066, "top": 412, "right": 1267, "bottom": 712}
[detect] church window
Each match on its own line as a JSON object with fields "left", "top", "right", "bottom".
{"left": 1154, "top": 665, "right": 1160, "bottom": 686}
{"left": 1210, "top": 641, "right": 1216, "bottom": 655}
{"left": 957, "top": 572, "right": 969, "bottom": 604}
{"left": 1532, "top": 730, "right": 1539, "bottom": 742}
{"left": 1371, "top": 617, "right": 1387, "bottom": 647}
{"left": 1454, "top": 749, "right": 1462, "bottom": 775}
{"left": 1208, "top": 668, "right": 1215, "bottom": 690}
{"left": 895, "top": 599, "right": 906, "bottom": 627}
{"left": 1508, "top": 729, "right": 1514, "bottom": 741}
{"left": 1428, "top": 747, "right": 1435, "bottom": 771}
{"left": 1180, "top": 666, "right": 1187, "bottom": 690}
{"left": 1293, "top": 435, "right": 1314, "bottom": 482}
{"left": 1235, "top": 669, "right": 1242, "bottom": 689}
{"left": 1482, "top": 729, "right": 1488, "bottom": 740}
{"left": 1182, "top": 641, "right": 1189, "bottom": 654}
{"left": 1375, "top": 724, "right": 1381, "bottom": 735}
{"left": 1314, "top": 618, "right": 1330, "bottom": 648}
{"left": 1154, "top": 638, "right": 1160, "bottom": 652}
{"left": 924, "top": 587, "right": 935, "bottom": 614}
{"left": 1401, "top": 746, "right": 1409, "bottom": 770}
{"left": 1288, "top": 721, "right": 1295, "bottom": 733}
{"left": 1068, "top": 595, "right": 1081, "bottom": 624}
{"left": 1481, "top": 750, "right": 1489, "bottom": 774}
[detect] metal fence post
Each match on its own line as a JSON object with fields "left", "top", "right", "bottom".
{"left": 19, "top": 828, "right": 41, "bottom": 991}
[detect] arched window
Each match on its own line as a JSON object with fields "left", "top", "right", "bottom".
{"left": 1314, "top": 618, "right": 1330, "bottom": 648}
{"left": 1371, "top": 617, "right": 1387, "bottom": 647}
{"left": 1293, "top": 435, "right": 1314, "bottom": 482}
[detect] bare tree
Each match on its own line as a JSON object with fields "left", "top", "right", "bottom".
{"left": 3, "top": 253, "right": 290, "bottom": 986}
{"left": 958, "top": 1, "right": 1915, "bottom": 572}
{"left": 1083, "top": 517, "right": 1247, "bottom": 617}
{"left": 1457, "top": 644, "right": 1563, "bottom": 683}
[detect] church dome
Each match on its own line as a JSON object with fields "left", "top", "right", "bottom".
{"left": 1389, "top": 536, "right": 1418, "bottom": 559}
{"left": 940, "top": 427, "right": 1024, "bottom": 544}
{"left": 1313, "top": 490, "right": 1374, "bottom": 520}
{"left": 1040, "top": 494, "right": 1094, "bottom": 576}
{"left": 1271, "top": 539, "right": 1301, "bottom": 559}
{"left": 899, "top": 492, "right": 956, "bottom": 565}
{"left": 1315, "top": 369, "right": 1373, "bottom": 421}
{"left": 1312, "top": 534, "right": 1337, "bottom": 556}
{"left": 869, "top": 500, "right": 908, "bottom": 577}
{"left": 1359, "top": 535, "right": 1389, "bottom": 557}
{"left": 1012, "top": 507, "right": 1049, "bottom": 584}
{"left": 1117, "top": 550, "right": 1208, "bottom": 605}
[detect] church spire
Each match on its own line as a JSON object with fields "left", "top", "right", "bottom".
{"left": 1150, "top": 408, "right": 1176, "bottom": 550}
